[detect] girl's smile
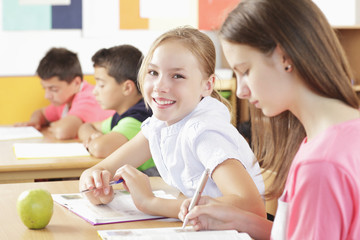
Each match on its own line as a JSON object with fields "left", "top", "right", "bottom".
{"left": 152, "top": 97, "right": 176, "bottom": 108}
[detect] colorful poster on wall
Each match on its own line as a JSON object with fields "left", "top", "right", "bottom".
{"left": 199, "top": 0, "right": 239, "bottom": 30}
{"left": 120, "top": 0, "right": 148, "bottom": 29}
{"left": 2, "top": 0, "right": 240, "bottom": 31}
{"left": 140, "top": 0, "right": 198, "bottom": 30}
{"left": 19, "top": 0, "right": 70, "bottom": 4}
{"left": 52, "top": 0, "right": 82, "bottom": 29}
{"left": 2, "top": 0, "right": 51, "bottom": 30}
{"left": 2, "top": 0, "right": 82, "bottom": 31}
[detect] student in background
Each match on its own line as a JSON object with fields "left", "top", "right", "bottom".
{"left": 78, "top": 45, "right": 157, "bottom": 176}
{"left": 79, "top": 26, "right": 266, "bottom": 220}
{"left": 15, "top": 47, "right": 113, "bottom": 140}
{"left": 178, "top": 0, "right": 360, "bottom": 239}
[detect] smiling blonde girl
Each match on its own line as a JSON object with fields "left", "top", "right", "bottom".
{"left": 79, "top": 27, "right": 266, "bottom": 219}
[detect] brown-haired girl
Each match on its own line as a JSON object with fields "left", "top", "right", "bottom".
{"left": 179, "top": 0, "right": 360, "bottom": 239}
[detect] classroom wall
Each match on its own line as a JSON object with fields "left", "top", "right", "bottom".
{"left": 0, "top": 0, "right": 239, "bottom": 76}
{"left": 313, "top": 0, "right": 360, "bottom": 25}
{"left": 0, "top": 0, "right": 238, "bottom": 124}
{"left": 1, "top": 0, "right": 359, "bottom": 125}
{"left": 0, "top": 75, "right": 96, "bottom": 125}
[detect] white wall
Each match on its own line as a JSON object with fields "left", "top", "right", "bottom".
{"left": 0, "top": 29, "right": 224, "bottom": 76}
{"left": 0, "top": 0, "right": 225, "bottom": 76}
{"left": 313, "top": 0, "right": 360, "bottom": 26}
{"left": 1, "top": 0, "right": 356, "bottom": 76}
{"left": 0, "top": 29, "right": 163, "bottom": 76}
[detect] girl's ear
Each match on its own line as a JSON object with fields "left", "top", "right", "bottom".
{"left": 201, "top": 74, "right": 215, "bottom": 97}
{"left": 274, "top": 45, "right": 293, "bottom": 71}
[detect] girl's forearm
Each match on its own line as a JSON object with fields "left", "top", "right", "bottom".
{"left": 143, "top": 197, "right": 186, "bottom": 218}
{"left": 239, "top": 211, "right": 273, "bottom": 240}
{"left": 216, "top": 194, "right": 267, "bottom": 218}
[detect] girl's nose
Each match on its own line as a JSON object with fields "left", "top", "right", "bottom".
{"left": 236, "top": 77, "right": 251, "bottom": 99}
{"left": 153, "top": 75, "right": 168, "bottom": 92}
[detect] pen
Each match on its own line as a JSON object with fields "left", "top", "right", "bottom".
{"left": 182, "top": 168, "right": 210, "bottom": 229}
{"left": 80, "top": 179, "right": 124, "bottom": 193}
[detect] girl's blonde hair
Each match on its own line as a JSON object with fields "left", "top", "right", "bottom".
{"left": 138, "top": 26, "right": 231, "bottom": 111}
{"left": 220, "top": 0, "right": 359, "bottom": 199}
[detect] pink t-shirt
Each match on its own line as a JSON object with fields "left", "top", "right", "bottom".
{"left": 44, "top": 81, "right": 114, "bottom": 122}
{"left": 272, "top": 118, "right": 360, "bottom": 240}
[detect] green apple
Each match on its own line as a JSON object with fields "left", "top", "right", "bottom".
{"left": 16, "top": 189, "right": 53, "bottom": 229}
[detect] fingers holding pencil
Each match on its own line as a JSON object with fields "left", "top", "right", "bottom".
{"left": 180, "top": 169, "right": 210, "bottom": 228}
{"left": 179, "top": 195, "right": 213, "bottom": 226}
{"left": 79, "top": 169, "right": 115, "bottom": 205}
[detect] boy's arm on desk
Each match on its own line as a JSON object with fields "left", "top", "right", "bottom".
{"left": 14, "top": 108, "right": 48, "bottom": 130}
{"left": 78, "top": 122, "right": 102, "bottom": 142}
{"left": 78, "top": 122, "right": 130, "bottom": 158}
{"left": 48, "top": 115, "right": 83, "bottom": 140}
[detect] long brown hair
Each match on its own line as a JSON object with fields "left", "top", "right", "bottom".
{"left": 138, "top": 26, "right": 231, "bottom": 111}
{"left": 220, "top": 0, "right": 359, "bottom": 199}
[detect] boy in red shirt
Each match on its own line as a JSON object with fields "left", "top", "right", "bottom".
{"left": 16, "top": 48, "right": 113, "bottom": 140}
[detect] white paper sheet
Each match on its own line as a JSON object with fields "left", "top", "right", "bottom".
{"left": 53, "top": 190, "right": 175, "bottom": 225}
{"left": 0, "top": 126, "right": 43, "bottom": 141}
{"left": 13, "top": 142, "right": 90, "bottom": 159}
{"left": 98, "top": 227, "right": 252, "bottom": 240}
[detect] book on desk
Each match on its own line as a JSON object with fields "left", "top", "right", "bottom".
{"left": 97, "top": 227, "right": 252, "bottom": 240}
{"left": 0, "top": 126, "right": 43, "bottom": 141}
{"left": 13, "top": 142, "right": 90, "bottom": 159}
{"left": 52, "top": 189, "right": 175, "bottom": 225}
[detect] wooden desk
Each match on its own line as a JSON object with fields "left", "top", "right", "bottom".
{"left": 0, "top": 128, "right": 102, "bottom": 183}
{"left": 0, "top": 177, "right": 182, "bottom": 239}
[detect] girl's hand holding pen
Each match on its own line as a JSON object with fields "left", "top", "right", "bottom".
{"left": 79, "top": 169, "right": 116, "bottom": 205}
{"left": 179, "top": 197, "right": 241, "bottom": 231}
{"left": 80, "top": 179, "right": 124, "bottom": 193}
{"left": 113, "top": 165, "right": 155, "bottom": 214}
{"left": 179, "top": 196, "right": 213, "bottom": 227}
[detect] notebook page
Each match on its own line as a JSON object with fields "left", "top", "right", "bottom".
{"left": 52, "top": 190, "right": 174, "bottom": 225}
{"left": 13, "top": 143, "right": 90, "bottom": 159}
{"left": 97, "top": 227, "right": 252, "bottom": 240}
{"left": 0, "top": 126, "right": 43, "bottom": 141}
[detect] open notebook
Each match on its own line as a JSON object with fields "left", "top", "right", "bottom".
{"left": 97, "top": 227, "right": 252, "bottom": 240}
{"left": 0, "top": 126, "right": 43, "bottom": 141}
{"left": 13, "top": 143, "right": 90, "bottom": 159}
{"left": 52, "top": 189, "right": 175, "bottom": 225}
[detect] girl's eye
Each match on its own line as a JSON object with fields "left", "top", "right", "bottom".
{"left": 173, "top": 74, "right": 184, "bottom": 79}
{"left": 148, "top": 70, "right": 158, "bottom": 76}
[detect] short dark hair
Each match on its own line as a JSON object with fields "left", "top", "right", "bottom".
{"left": 92, "top": 45, "right": 143, "bottom": 92}
{"left": 36, "top": 47, "right": 83, "bottom": 83}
